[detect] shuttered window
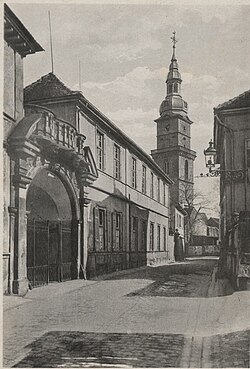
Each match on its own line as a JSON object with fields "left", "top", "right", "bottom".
{"left": 142, "top": 165, "right": 146, "bottom": 194}
{"left": 96, "top": 130, "right": 105, "bottom": 170}
{"left": 150, "top": 222, "right": 154, "bottom": 251}
{"left": 150, "top": 172, "right": 154, "bottom": 198}
{"left": 131, "top": 157, "right": 137, "bottom": 188}
{"left": 114, "top": 144, "right": 121, "bottom": 180}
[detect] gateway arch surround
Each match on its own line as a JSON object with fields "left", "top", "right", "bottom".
{"left": 7, "top": 105, "right": 98, "bottom": 295}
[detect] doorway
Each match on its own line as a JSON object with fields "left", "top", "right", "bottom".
{"left": 26, "top": 169, "right": 76, "bottom": 288}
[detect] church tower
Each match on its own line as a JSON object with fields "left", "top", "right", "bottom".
{"left": 151, "top": 32, "right": 196, "bottom": 207}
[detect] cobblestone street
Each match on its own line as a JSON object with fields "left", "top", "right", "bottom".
{"left": 3, "top": 258, "right": 250, "bottom": 368}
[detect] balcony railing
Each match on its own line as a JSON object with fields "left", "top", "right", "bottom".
{"left": 26, "top": 104, "right": 86, "bottom": 156}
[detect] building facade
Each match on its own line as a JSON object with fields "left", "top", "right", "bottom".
{"left": 214, "top": 90, "right": 250, "bottom": 289}
{"left": 3, "top": 5, "right": 45, "bottom": 294}
{"left": 151, "top": 33, "right": 196, "bottom": 249}
{"left": 23, "top": 73, "right": 174, "bottom": 282}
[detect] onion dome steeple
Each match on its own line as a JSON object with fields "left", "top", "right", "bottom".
{"left": 160, "top": 32, "right": 188, "bottom": 117}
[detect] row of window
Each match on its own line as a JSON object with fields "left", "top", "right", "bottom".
{"left": 94, "top": 209, "right": 168, "bottom": 253}
{"left": 95, "top": 208, "right": 122, "bottom": 252}
{"left": 149, "top": 222, "right": 168, "bottom": 252}
{"left": 97, "top": 130, "right": 167, "bottom": 204}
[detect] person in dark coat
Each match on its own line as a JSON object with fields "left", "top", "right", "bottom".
{"left": 174, "top": 229, "right": 180, "bottom": 261}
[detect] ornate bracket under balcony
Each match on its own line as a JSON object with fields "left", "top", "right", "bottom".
{"left": 8, "top": 105, "right": 98, "bottom": 188}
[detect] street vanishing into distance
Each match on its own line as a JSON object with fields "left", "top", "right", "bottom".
{"left": 4, "top": 257, "right": 250, "bottom": 368}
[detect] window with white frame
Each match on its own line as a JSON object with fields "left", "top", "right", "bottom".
{"left": 98, "top": 208, "right": 105, "bottom": 250}
{"left": 142, "top": 165, "right": 147, "bottom": 194}
{"left": 157, "top": 224, "right": 161, "bottom": 251}
{"left": 150, "top": 172, "right": 154, "bottom": 198}
{"left": 157, "top": 178, "right": 160, "bottom": 202}
{"left": 163, "top": 184, "right": 166, "bottom": 206}
{"left": 131, "top": 157, "right": 137, "bottom": 188}
{"left": 96, "top": 130, "right": 105, "bottom": 170}
{"left": 114, "top": 144, "right": 121, "bottom": 180}
{"left": 163, "top": 226, "right": 167, "bottom": 251}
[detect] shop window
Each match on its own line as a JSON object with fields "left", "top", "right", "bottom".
{"left": 131, "top": 216, "right": 138, "bottom": 251}
{"left": 94, "top": 207, "right": 106, "bottom": 251}
{"left": 141, "top": 220, "right": 147, "bottom": 250}
{"left": 150, "top": 222, "right": 154, "bottom": 251}
{"left": 163, "top": 226, "right": 167, "bottom": 251}
{"left": 112, "top": 212, "right": 122, "bottom": 250}
{"left": 157, "top": 224, "right": 161, "bottom": 251}
{"left": 98, "top": 209, "right": 105, "bottom": 250}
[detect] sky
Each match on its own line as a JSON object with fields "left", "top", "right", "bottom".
{"left": 8, "top": 2, "right": 250, "bottom": 216}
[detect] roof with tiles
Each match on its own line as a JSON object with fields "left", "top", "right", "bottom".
{"left": 215, "top": 89, "right": 250, "bottom": 111}
{"left": 24, "top": 73, "right": 80, "bottom": 102}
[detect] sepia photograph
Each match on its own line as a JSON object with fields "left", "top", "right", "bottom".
{"left": 2, "top": 1, "right": 250, "bottom": 367}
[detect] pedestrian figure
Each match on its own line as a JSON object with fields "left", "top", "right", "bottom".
{"left": 174, "top": 229, "right": 185, "bottom": 262}
{"left": 174, "top": 228, "right": 180, "bottom": 262}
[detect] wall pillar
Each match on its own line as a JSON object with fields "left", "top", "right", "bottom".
{"left": 81, "top": 187, "right": 91, "bottom": 279}
{"left": 12, "top": 158, "right": 32, "bottom": 295}
{"left": 7, "top": 206, "right": 17, "bottom": 294}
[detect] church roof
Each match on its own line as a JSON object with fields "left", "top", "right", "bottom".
{"left": 24, "top": 73, "right": 80, "bottom": 102}
{"left": 215, "top": 89, "right": 250, "bottom": 111}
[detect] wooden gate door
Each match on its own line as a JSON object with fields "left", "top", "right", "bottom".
{"left": 27, "top": 220, "right": 49, "bottom": 287}
{"left": 27, "top": 220, "right": 72, "bottom": 288}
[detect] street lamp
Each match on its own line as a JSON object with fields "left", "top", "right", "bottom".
{"left": 204, "top": 140, "right": 217, "bottom": 173}
{"left": 201, "top": 139, "right": 246, "bottom": 181}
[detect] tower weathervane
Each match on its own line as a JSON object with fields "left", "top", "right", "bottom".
{"left": 171, "top": 31, "right": 178, "bottom": 47}
{"left": 170, "top": 31, "right": 178, "bottom": 59}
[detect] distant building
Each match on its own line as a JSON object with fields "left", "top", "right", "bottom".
{"left": 214, "top": 90, "right": 250, "bottom": 289}
{"left": 151, "top": 33, "right": 196, "bottom": 251}
{"left": 187, "top": 212, "right": 219, "bottom": 256}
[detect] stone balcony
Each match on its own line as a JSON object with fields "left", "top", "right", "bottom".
{"left": 8, "top": 104, "right": 98, "bottom": 188}
{"left": 25, "top": 104, "right": 86, "bottom": 157}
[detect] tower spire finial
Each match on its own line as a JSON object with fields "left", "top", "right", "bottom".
{"left": 170, "top": 31, "right": 178, "bottom": 60}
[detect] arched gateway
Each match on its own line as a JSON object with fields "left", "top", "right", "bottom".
{"left": 26, "top": 168, "right": 79, "bottom": 287}
{"left": 7, "top": 105, "right": 98, "bottom": 294}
